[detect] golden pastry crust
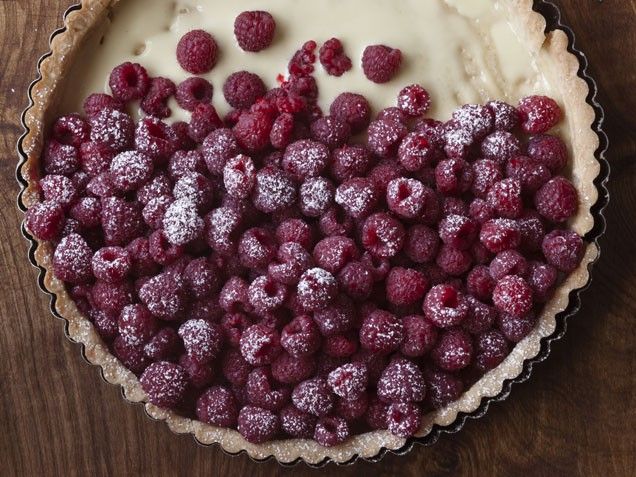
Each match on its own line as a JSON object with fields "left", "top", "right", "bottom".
{"left": 18, "top": 0, "right": 602, "bottom": 465}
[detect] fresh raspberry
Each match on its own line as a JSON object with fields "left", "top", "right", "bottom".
{"left": 52, "top": 114, "right": 90, "bottom": 148}
{"left": 337, "top": 261, "right": 374, "bottom": 301}
{"left": 542, "top": 229, "right": 585, "bottom": 272}
{"left": 368, "top": 160, "right": 404, "bottom": 198}
{"left": 322, "top": 332, "right": 358, "bottom": 358}
{"left": 177, "top": 30, "right": 218, "bottom": 74}
{"left": 480, "top": 131, "right": 521, "bottom": 166}
{"left": 431, "top": 328, "right": 473, "bottom": 372}
{"left": 479, "top": 218, "right": 521, "bottom": 253}
{"left": 527, "top": 260, "right": 558, "bottom": 302}
{"left": 436, "top": 244, "right": 472, "bottom": 276}
{"left": 489, "top": 250, "right": 528, "bottom": 281}
{"left": 180, "top": 351, "right": 215, "bottom": 388}
{"left": 220, "top": 312, "right": 251, "bottom": 347}
{"left": 326, "top": 362, "right": 368, "bottom": 399}
{"left": 335, "top": 393, "right": 369, "bottom": 421}
{"left": 425, "top": 367, "right": 464, "bottom": 409}
{"left": 219, "top": 276, "right": 251, "bottom": 313}
{"left": 143, "top": 327, "right": 181, "bottom": 361}
{"left": 487, "top": 178, "right": 523, "bottom": 219}
{"left": 223, "top": 71, "right": 266, "bottom": 109}
{"left": 386, "top": 267, "right": 428, "bottom": 306}
{"left": 162, "top": 198, "right": 204, "bottom": 246}
{"left": 220, "top": 154, "right": 254, "bottom": 200}
{"left": 506, "top": 155, "right": 551, "bottom": 194}
{"left": 497, "top": 311, "right": 536, "bottom": 342}
{"left": 527, "top": 134, "right": 568, "bottom": 173}
{"left": 319, "top": 206, "right": 354, "bottom": 238}
{"left": 452, "top": 104, "right": 494, "bottom": 140}
{"left": 287, "top": 40, "right": 318, "bottom": 76}
{"left": 148, "top": 229, "right": 184, "bottom": 264}
{"left": 252, "top": 166, "right": 297, "bottom": 213}
{"left": 310, "top": 116, "right": 351, "bottom": 149}
{"left": 280, "top": 405, "right": 317, "bottom": 438}
{"left": 366, "top": 396, "right": 389, "bottom": 429}
{"left": 466, "top": 265, "right": 496, "bottom": 302}
{"left": 376, "top": 107, "right": 407, "bottom": 126}
{"left": 88, "top": 309, "right": 118, "bottom": 340}
{"left": 108, "top": 62, "right": 150, "bottom": 102}
{"left": 135, "top": 116, "right": 178, "bottom": 161}
{"left": 401, "top": 315, "right": 438, "bottom": 357}
{"left": 282, "top": 139, "right": 330, "bottom": 181}
{"left": 237, "top": 406, "right": 280, "bottom": 443}
{"left": 233, "top": 110, "right": 273, "bottom": 153}
{"left": 312, "top": 236, "right": 359, "bottom": 274}
{"left": 329, "top": 92, "right": 371, "bottom": 134}
{"left": 397, "top": 84, "right": 431, "bottom": 117}
{"left": 244, "top": 367, "right": 291, "bottom": 411}
{"left": 179, "top": 318, "right": 222, "bottom": 364}
{"left": 517, "top": 95, "right": 562, "bottom": 134}
{"left": 89, "top": 108, "right": 135, "bottom": 152}
{"left": 438, "top": 214, "right": 479, "bottom": 251}
{"left": 52, "top": 233, "right": 93, "bottom": 283}
{"left": 136, "top": 173, "right": 172, "bottom": 205}
{"left": 292, "top": 378, "right": 334, "bottom": 417}
{"left": 397, "top": 132, "right": 435, "bottom": 172}
{"left": 39, "top": 174, "right": 76, "bottom": 209}
{"left": 423, "top": 284, "right": 469, "bottom": 328}
{"left": 298, "top": 177, "right": 334, "bottom": 218}
{"left": 385, "top": 178, "right": 428, "bottom": 220}
{"left": 183, "top": 258, "right": 219, "bottom": 300}
{"left": 387, "top": 402, "right": 422, "bottom": 437}
{"left": 359, "top": 310, "right": 404, "bottom": 354}
{"left": 269, "top": 113, "right": 295, "bottom": 150}
{"left": 220, "top": 349, "right": 251, "bottom": 387}
{"left": 377, "top": 357, "right": 425, "bottom": 403}
{"left": 269, "top": 242, "right": 312, "bottom": 285}
{"left": 442, "top": 122, "right": 474, "bottom": 160}
{"left": 174, "top": 77, "right": 213, "bottom": 112}
{"left": 141, "top": 77, "right": 176, "bottom": 118}
{"left": 335, "top": 177, "right": 380, "bottom": 219}
{"left": 312, "top": 296, "right": 356, "bottom": 336}
{"left": 79, "top": 141, "right": 114, "bottom": 178}
{"left": 535, "top": 176, "right": 579, "bottom": 223}
{"left": 112, "top": 337, "right": 150, "bottom": 374}
{"left": 117, "top": 304, "right": 157, "bottom": 346}
{"left": 318, "top": 37, "right": 352, "bottom": 76}
{"left": 492, "top": 275, "right": 533, "bottom": 317}
{"left": 361, "top": 213, "right": 406, "bottom": 259}
{"left": 362, "top": 44, "right": 402, "bottom": 83}
{"left": 188, "top": 103, "right": 223, "bottom": 143}
{"left": 83, "top": 93, "right": 125, "bottom": 117}
{"left": 297, "top": 268, "right": 338, "bottom": 311}
{"left": 273, "top": 352, "right": 316, "bottom": 385}
{"left": 69, "top": 196, "right": 101, "bottom": 229}
{"left": 173, "top": 172, "right": 214, "bottom": 211}
{"left": 435, "top": 158, "right": 473, "bottom": 195}
{"left": 139, "top": 273, "right": 188, "bottom": 321}
{"left": 234, "top": 11, "right": 276, "bottom": 52}
{"left": 91, "top": 246, "right": 131, "bottom": 283}
{"left": 404, "top": 225, "right": 439, "bottom": 264}
{"left": 248, "top": 275, "right": 288, "bottom": 314}
{"left": 42, "top": 140, "right": 80, "bottom": 175}
{"left": 240, "top": 323, "right": 281, "bottom": 366}
{"left": 201, "top": 128, "right": 242, "bottom": 175}
{"left": 125, "top": 238, "right": 158, "bottom": 278}
{"left": 109, "top": 150, "right": 154, "bottom": 192}
{"left": 463, "top": 295, "right": 497, "bottom": 334}
{"left": 367, "top": 119, "right": 408, "bottom": 158}
{"left": 276, "top": 218, "right": 314, "bottom": 249}
{"left": 469, "top": 160, "right": 501, "bottom": 200}
{"left": 486, "top": 100, "right": 519, "bottom": 131}
{"left": 281, "top": 315, "right": 321, "bottom": 358}
{"left": 196, "top": 386, "right": 239, "bottom": 427}
{"left": 441, "top": 197, "right": 468, "bottom": 219}
{"left": 101, "top": 196, "right": 144, "bottom": 246}
{"left": 314, "top": 416, "right": 350, "bottom": 447}
{"left": 140, "top": 361, "right": 187, "bottom": 408}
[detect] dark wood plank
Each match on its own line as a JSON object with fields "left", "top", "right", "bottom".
{"left": 0, "top": 1, "right": 634, "bottom": 475}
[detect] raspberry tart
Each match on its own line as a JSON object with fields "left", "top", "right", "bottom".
{"left": 19, "top": 0, "right": 603, "bottom": 465}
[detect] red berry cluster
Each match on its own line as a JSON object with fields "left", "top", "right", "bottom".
{"left": 25, "top": 9, "right": 585, "bottom": 448}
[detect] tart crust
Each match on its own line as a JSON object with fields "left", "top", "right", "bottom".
{"left": 18, "top": 0, "right": 601, "bottom": 465}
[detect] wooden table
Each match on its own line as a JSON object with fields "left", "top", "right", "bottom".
{"left": 0, "top": 1, "right": 634, "bottom": 475}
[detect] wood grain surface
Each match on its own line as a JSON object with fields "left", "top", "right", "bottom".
{"left": 0, "top": 1, "right": 634, "bottom": 475}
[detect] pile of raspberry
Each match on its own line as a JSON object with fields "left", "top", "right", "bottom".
{"left": 25, "top": 9, "right": 585, "bottom": 447}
